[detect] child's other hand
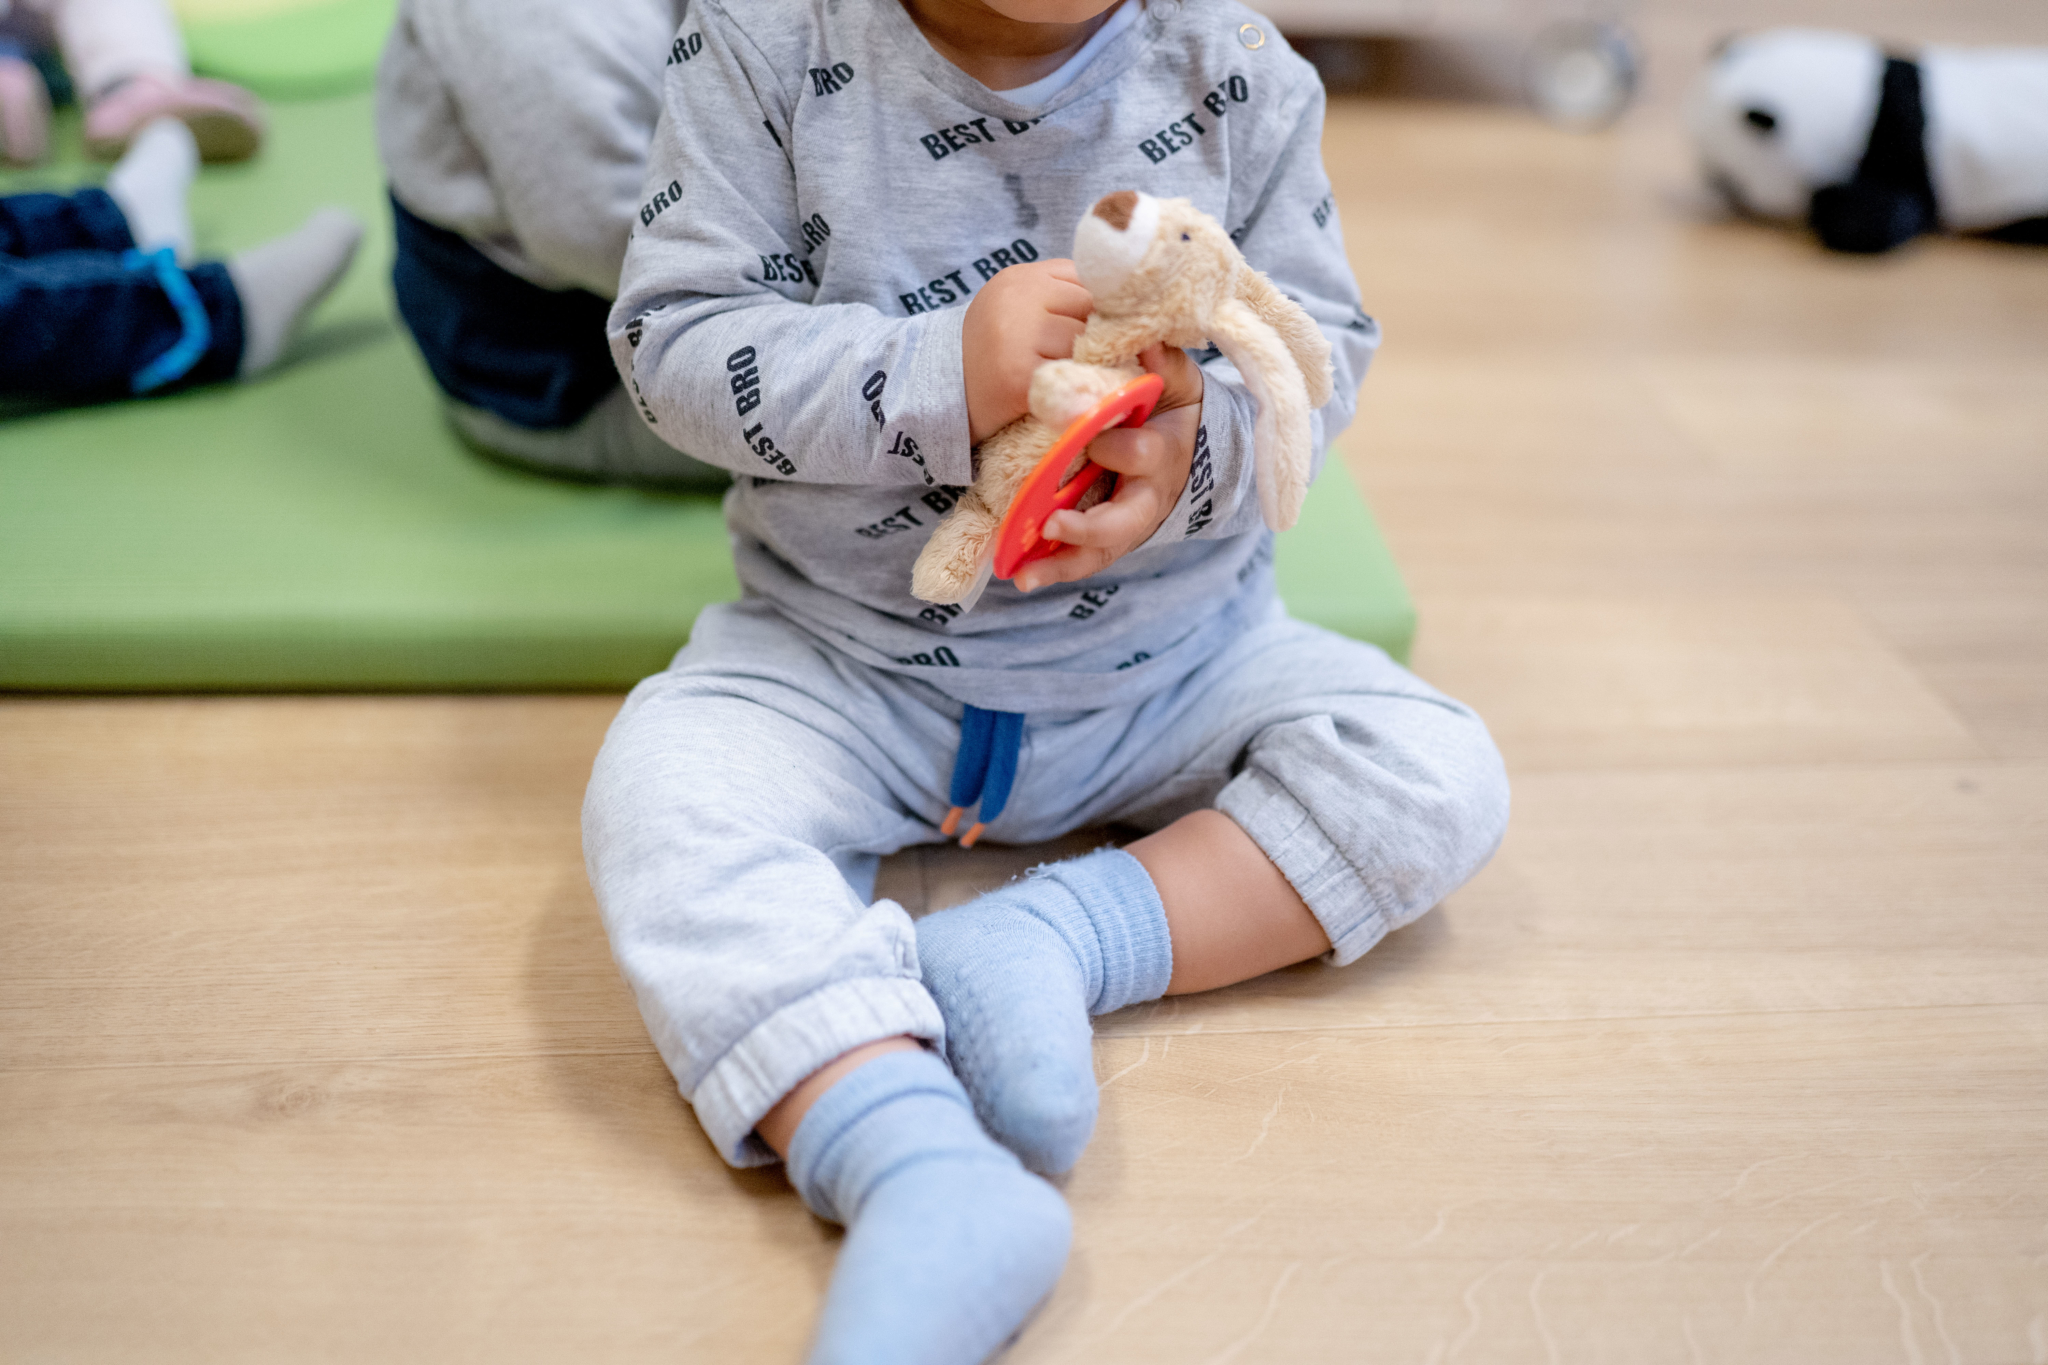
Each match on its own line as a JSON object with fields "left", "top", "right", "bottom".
{"left": 962, "top": 259, "right": 1093, "bottom": 446}
{"left": 1016, "top": 344, "right": 1205, "bottom": 594}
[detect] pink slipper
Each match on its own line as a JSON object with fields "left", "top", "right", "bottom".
{"left": 83, "top": 71, "right": 265, "bottom": 163}
{"left": 0, "top": 55, "right": 51, "bottom": 167}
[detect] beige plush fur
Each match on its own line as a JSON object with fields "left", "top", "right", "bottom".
{"left": 909, "top": 190, "right": 1334, "bottom": 605}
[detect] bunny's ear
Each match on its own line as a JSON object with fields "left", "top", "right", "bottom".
{"left": 1234, "top": 267, "right": 1334, "bottom": 409}
{"left": 1208, "top": 297, "right": 1313, "bottom": 532}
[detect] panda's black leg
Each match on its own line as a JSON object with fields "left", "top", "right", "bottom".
{"left": 1981, "top": 217, "right": 2048, "bottom": 247}
{"left": 1809, "top": 183, "right": 1933, "bottom": 254}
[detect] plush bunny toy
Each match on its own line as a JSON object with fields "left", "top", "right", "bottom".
{"left": 1691, "top": 28, "right": 2048, "bottom": 254}
{"left": 910, "top": 189, "right": 1333, "bottom": 605}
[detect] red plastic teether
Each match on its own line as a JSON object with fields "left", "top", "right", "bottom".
{"left": 991, "top": 373, "right": 1166, "bottom": 582}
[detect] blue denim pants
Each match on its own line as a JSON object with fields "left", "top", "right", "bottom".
{"left": 0, "top": 187, "right": 243, "bottom": 399}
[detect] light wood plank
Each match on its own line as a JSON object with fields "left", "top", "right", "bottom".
{"left": 0, "top": 1057, "right": 825, "bottom": 1365}
{"left": 6, "top": 1012, "right": 2042, "bottom": 1365}
{"left": 1407, "top": 593, "right": 1981, "bottom": 772}
{"left": 1042, "top": 1010, "right": 2048, "bottom": 1365}
{"left": 1642, "top": 359, "right": 2048, "bottom": 483}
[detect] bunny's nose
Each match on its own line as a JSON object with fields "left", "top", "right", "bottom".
{"left": 1074, "top": 190, "right": 1158, "bottom": 297}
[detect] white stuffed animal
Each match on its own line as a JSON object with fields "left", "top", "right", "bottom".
{"left": 1691, "top": 28, "right": 2048, "bottom": 253}
{"left": 910, "top": 189, "right": 1333, "bottom": 605}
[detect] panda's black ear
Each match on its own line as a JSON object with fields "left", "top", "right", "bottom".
{"left": 1744, "top": 107, "right": 1778, "bottom": 135}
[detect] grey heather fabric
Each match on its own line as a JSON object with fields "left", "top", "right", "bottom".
{"left": 611, "top": 0, "right": 1381, "bottom": 715}
{"left": 376, "top": 0, "right": 687, "bottom": 296}
{"left": 446, "top": 389, "right": 730, "bottom": 490}
{"left": 583, "top": 599, "right": 1510, "bottom": 1167}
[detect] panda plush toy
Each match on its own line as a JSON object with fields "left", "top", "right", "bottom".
{"left": 1691, "top": 28, "right": 2048, "bottom": 254}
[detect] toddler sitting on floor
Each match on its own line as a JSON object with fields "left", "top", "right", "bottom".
{"left": 0, "top": 118, "right": 360, "bottom": 400}
{"left": 587, "top": 1, "right": 1511, "bottom": 1360}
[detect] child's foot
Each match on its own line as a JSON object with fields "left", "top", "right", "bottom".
{"left": 84, "top": 71, "right": 264, "bottom": 163}
{"left": 788, "top": 1049, "right": 1071, "bottom": 1365}
{"left": 227, "top": 208, "right": 363, "bottom": 377}
{"left": 0, "top": 54, "right": 50, "bottom": 167}
{"left": 105, "top": 118, "right": 198, "bottom": 262}
{"left": 915, "top": 847, "right": 1172, "bottom": 1175}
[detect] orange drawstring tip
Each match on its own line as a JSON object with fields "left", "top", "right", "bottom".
{"left": 940, "top": 806, "right": 965, "bottom": 837}
{"left": 959, "top": 823, "right": 987, "bottom": 849}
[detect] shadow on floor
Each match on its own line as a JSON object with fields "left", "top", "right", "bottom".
{"left": 520, "top": 873, "right": 828, "bottom": 1276}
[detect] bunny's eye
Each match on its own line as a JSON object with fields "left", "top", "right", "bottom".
{"left": 1180, "top": 232, "right": 1190, "bottom": 241}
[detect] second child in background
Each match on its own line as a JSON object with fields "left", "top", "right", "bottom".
{"left": 376, "top": 0, "right": 724, "bottom": 489}
{"left": 1, "top": 117, "right": 361, "bottom": 401}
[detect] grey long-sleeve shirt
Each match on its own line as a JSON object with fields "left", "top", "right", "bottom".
{"left": 613, "top": 0, "right": 1379, "bottom": 713}
{"left": 377, "top": 0, "right": 687, "bottom": 296}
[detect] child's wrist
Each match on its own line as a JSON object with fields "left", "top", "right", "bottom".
{"left": 961, "top": 362, "right": 1013, "bottom": 446}
{"left": 960, "top": 298, "right": 1016, "bottom": 444}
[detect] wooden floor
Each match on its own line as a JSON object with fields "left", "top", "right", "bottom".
{"left": 6, "top": 15, "right": 2048, "bottom": 1364}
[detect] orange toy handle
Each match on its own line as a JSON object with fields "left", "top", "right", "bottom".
{"left": 991, "top": 373, "right": 1166, "bottom": 582}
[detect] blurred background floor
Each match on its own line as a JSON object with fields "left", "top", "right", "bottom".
{"left": 4, "top": 2, "right": 2047, "bottom": 1361}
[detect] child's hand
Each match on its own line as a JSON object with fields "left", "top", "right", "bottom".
{"left": 1016, "top": 344, "right": 1205, "bottom": 594}
{"left": 961, "top": 259, "right": 1093, "bottom": 446}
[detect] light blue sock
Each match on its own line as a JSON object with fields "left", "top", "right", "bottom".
{"left": 787, "top": 1049, "right": 1072, "bottom": 1365}
{"left": 915, "top": 847, "right": 1173, "bottom": 1175}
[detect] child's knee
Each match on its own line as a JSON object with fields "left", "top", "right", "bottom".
{"left": 1369, "top": 694, "right": 1512, "bottom": 863}
{"left": 1221, "top": 694, "right": 1509, "bottom": 957}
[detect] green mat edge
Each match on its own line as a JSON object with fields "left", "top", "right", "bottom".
{"left": 1276, "top": 455, "right": 1416, "bottom": 667}
{"left": 0, "top": 458, "right": 1413, "bottom": 693}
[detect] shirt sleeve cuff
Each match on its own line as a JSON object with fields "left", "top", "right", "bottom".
{"left": 1136, "top": 368, "right": 1256, "bottom": 551}
{"left": 901, "top": 305, "right": 974, "bottom": 488}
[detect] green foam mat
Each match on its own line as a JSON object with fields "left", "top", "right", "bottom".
{"left": 1279, "top": 456, "right": 1415, "bottom": 661}
{"left": 179, "top": 0, "right": 396, "bottom": 99}
{"left": 0, "top": 92, "right": 1412, "bottom": 692}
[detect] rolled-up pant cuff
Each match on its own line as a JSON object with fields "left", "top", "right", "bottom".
{"left": 1219, "top": 768, "right": 1393, "bottom": 967}
{"left": 691, "top": 976, "right": 946, "bottom": 1167}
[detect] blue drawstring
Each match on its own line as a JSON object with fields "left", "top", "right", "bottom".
{"left": 123, "top": 246, "right": 212, "bottom": 394}
{"left": 941, "top": 704, "right": 1025, "bottom": 847}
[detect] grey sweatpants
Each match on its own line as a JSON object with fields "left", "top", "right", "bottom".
{"left": 583, "top": 597, "right": 1509, "bottom": 1167}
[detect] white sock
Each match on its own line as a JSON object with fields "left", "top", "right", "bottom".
{"left": 104, "top": 117, "right": 196, "bottom": 262}
{"left": 226, "top": 208, "right": 363, "bottom": 378}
